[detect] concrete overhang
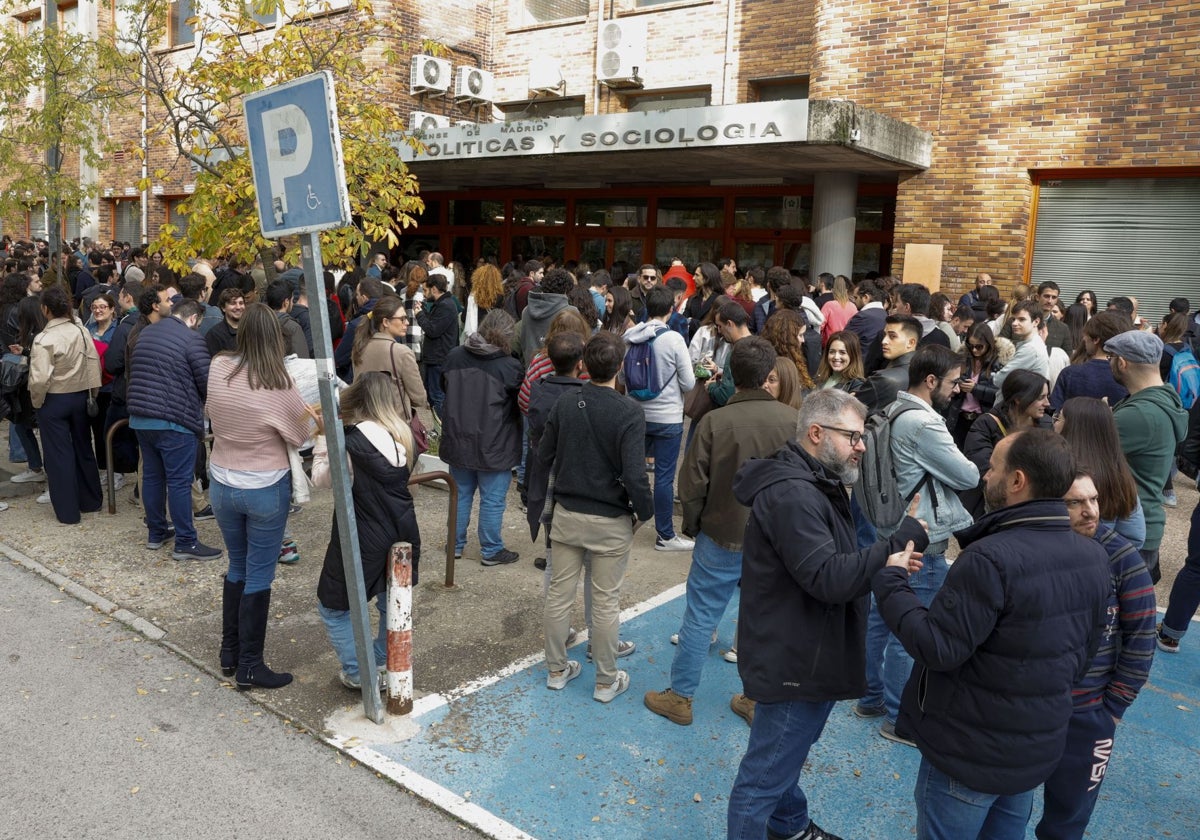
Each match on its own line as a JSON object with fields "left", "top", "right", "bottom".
{"left": 395, "top": 99, "right": 932, "bottom": 191}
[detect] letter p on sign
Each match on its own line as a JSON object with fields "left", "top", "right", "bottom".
{"left": 261, "top": 104, "right": 313, "bottom": 225}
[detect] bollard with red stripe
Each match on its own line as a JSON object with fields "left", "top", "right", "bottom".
{"left": 386, "top": 542, "right": 414, "bottom": 715}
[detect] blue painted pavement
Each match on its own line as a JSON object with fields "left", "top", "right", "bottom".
{"left": 364, "top": 591, "right": 1200, "bottom": 839}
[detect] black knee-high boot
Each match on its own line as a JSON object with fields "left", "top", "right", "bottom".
{"left": 235, "top": 589, "right": 293, "bottom": 690}
{"left": 219, "top": 576, "right": 244, "bottom": 677}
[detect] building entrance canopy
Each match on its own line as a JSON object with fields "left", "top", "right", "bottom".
{"left": 395, "top": 100, "right": 932, "bottom": 190}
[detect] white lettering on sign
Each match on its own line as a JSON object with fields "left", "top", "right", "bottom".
{"left": 396, "top": 101, "right": 806, "bottom": 162}
{"left": 261, "top": 104, "right": 313, "bottom": 225}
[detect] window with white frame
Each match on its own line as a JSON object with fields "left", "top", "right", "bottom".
{"left": 510, "top": 0, "right": 587, "bottom": 29}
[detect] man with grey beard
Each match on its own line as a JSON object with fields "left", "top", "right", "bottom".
{"left": 726, "top": 388, "right": 929, "bottom": 840}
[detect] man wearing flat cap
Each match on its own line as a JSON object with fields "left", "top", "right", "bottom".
{"left": 1106, "top": 330, "right": 1188, "bottom": 582}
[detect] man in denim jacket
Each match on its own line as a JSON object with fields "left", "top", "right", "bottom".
{"left": 857, "top": 345, "right": 979, "bottom": 746}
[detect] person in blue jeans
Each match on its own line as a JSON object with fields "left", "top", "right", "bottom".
{"left": 311, "top": 373, "right": 421, "bottom": 690}
{"left": 643, "top": 337, "right": 797, "bottom": 726}
{"left": 205, "top": 304, "right": 312, "bottom": 689}
{"left": 856, "top": 346, "right": 979, "bottom": 744}
{"left": 440, "top": 309, "right": 524, "bottom": 566}
{"left": 874, "top": 430, "right": 1111, "bottom": 840}
{"left": 727, "top": 389, "right": 929, "bottom": 840}
{"left": 622, "top": 285, "right": 696, "bottom": 552}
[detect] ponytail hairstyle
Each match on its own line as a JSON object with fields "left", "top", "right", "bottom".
{"left": 351, "top": 294, "right": 404, "bottom": 368}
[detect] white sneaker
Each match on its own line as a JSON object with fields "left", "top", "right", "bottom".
{"left": 723, "top": 647, "right": 738, "bottom": 663}
{"left": 36, "top": 490, "right": 51, "bottom": 504}
{"left": 111, "top": 473, "right": 126, "bottom": 491}
{"left": 655, "top": 536, "right": 695, "bottom": 552}
{"left": 11, "top": 468, "right": 46, "bottom": 484}
{"left": 593, "top": 670, "right": 630, "bottom": 703}
{"left": 670, "top": 629, "right": 717, "bottom": 646}
{"left": 0, "top": 501, "right": 8, "bottom": 511}
{"left": 547, "top": 660, "right": 582, "bottom": 690}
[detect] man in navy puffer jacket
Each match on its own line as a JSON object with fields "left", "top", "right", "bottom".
{"left": 127, "top": 299, "right": 220, "bottom": 562}
{"left": 874, "top": 429, "right": 1109, "bottom": 840}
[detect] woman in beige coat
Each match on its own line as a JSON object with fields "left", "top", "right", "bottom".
{"left": 351, "top": 294, "right": 427, "bottom": 421}
{"left": 28, "top": 286, "right": 103, "bottom": 524}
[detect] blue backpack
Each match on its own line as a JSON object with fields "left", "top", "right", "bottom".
{"left": 624, "top": 328, "right": 667, "bottom": 401}
{"left": 1167, "top": 344, "right": 1200, "bottom": 409}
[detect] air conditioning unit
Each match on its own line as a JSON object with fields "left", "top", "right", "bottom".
{"left": 411, "top": 55, "right": 452, "bottom": 96}
{"left": 410, "top": 111, "right": 451, "bottom": 133}
{"left": 596, "top": 18, "right": 647, "bottom": 87}
{"left": 528, "top": 57, "right": 564, "bottom": 95}
{"left": 455, "top": 66, "right": 494, "bottom": 104}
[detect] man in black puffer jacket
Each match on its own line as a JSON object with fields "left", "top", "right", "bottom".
{"left": 874, "top": 429, "right": 1110, "bottom": 839}
{"left": 726, "top": 388, "right": 928, "bottom": 840}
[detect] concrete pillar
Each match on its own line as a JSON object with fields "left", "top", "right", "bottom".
{"left": 811, "top": 171, "right": 858, "bottom": 279}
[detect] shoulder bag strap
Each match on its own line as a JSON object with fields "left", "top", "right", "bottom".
{"left": 388, "top": 342, "right": 413, "bottom": 419}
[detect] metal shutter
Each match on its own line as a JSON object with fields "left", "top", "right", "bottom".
{"left": 1031, "top": 177, "right": 1200, "bottom": 326}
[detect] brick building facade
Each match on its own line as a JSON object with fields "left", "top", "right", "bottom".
{"left": 12, "top": 1, "right": 1200, "bottom": 305}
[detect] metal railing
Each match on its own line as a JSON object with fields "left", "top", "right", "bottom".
{"left": 105, "top": 419, "right": 460, "bottom": 587}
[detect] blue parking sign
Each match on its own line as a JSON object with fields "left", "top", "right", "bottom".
{"left": 244, "top": 71, "right": 351, "bottom": 238}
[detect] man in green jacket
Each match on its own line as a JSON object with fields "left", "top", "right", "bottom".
{"left": 1108, "top": 330, "right": 1188, "bottom": 582}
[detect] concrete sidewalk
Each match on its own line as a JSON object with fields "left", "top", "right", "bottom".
{"left": 0, "top": 557, "right": 473, "bottom": 839}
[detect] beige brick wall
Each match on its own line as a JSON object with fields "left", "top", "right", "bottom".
{"left": 810, "top": 0, "right": 1200, "bottom": 297}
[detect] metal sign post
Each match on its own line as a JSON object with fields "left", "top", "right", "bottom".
{"left": 244, "top": 72, "right": 383, "bottom": 724}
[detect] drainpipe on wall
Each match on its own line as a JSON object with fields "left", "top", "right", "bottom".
{"left": 141, "top": 54, "right": 149, "bottom": 246}
{"left": 722, "top": 0, "right": 735, "bottom": 104}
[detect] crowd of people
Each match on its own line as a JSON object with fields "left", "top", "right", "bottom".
{"left": 3, "top": 234, "right": 1198, "bottom": 839}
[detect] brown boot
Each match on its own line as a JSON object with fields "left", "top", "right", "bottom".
{"left": 730, "top": 693, "right": 756, "bottom": 727}
{"left": 643, "top": 688, "right": 693, "bottom": 725}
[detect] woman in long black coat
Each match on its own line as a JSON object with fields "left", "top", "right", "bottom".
{"left": 313, "top": 372, "right": 421, "bottom": 691}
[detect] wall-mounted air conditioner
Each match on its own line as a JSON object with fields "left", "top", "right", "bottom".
{"left": 528, "top": 57, "right": 564, "bottom": 95}
{"left": 597, "top": 18, "right": 647, "bottom": 88}
{"left": 411, "top": 55, "right": 452, "bottom": 95}
{"left": 455, "top": 67, "right": 494, "bottom": 104}
{"left": 410, "top": 111, "right": 451, "bottom": 133}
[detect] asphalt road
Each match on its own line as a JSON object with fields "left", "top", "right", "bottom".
{"left": 0, "top": 557, "right": 479, "bottom": 840}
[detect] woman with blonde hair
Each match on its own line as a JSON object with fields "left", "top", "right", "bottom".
{"left": 207, "top": 303, "right": 314, "bottom": 689}
{"left": 350, "top": 294, "right": 427, "bottom": 421}
{"left": 761, "top": 308, "right": 815, "bottom": 392}
{"left": 312, "top": 371, "right": 420, "bottom": 690}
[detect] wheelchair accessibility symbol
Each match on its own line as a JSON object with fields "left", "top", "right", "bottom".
{"left": 307, "top": 185, "right": 321, "bottom": 210}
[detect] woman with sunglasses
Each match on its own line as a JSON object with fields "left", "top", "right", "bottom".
{"left": 950, "top": 323, "right": 1001, "bottom": 449}
{"left": 351, "top": 294, "right": 427, "bottom": 423}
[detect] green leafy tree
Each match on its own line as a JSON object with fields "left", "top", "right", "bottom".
{"left": 0, "top": 3, "right": 127, "bottom": 259}
{"left": 117, "top": 0, "right": 427, "bottom": 270}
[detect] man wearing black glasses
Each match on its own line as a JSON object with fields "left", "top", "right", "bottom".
{"left": 727, "top": 388, "right": 928, "bottom": 840}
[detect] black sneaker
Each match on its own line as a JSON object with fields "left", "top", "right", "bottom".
{"left": 534, "top": 556, "right": 547, "bottom": 570}
{"left": 194, "top": 505, "right": 216, "bottom": 521}
{"left": 481, "top": 549, "right": 519, "bottom": 566}
{"left": 172, "top": 541, "right": 223, "bottom": 561}
{"left": 767, "top": 821, "right": 844, "bottom": 840}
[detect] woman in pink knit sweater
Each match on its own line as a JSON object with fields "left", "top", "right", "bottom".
{"left": 206, "top": 304, "right": 314, "bottom": 690}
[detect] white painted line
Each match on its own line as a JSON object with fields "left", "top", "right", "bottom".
{"left": 328, "top": 735, "right": 538, "bottom": 840}
{"left": 410, "top": 581, "right": 689, "bottom": 717}
{"left": 321, "top": 581, "right": 692, "bottom": 838}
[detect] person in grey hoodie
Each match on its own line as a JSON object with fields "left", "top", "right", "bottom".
{"left": 623, "top": 285, "right": 696, "bottom": 551}
{"left": 514, "top": 268, "right": 577, "bottom": 366}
